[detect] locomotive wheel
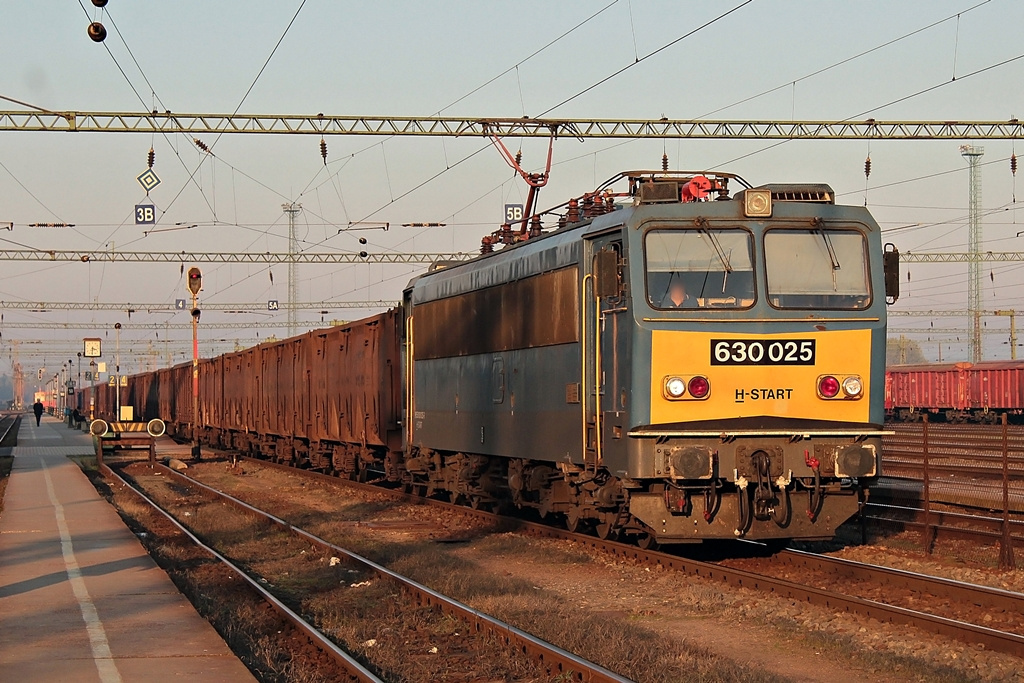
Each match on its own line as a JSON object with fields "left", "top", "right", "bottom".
{"left": 762, "top": 539, "right": 790, "bottom": 554}
{"left": 595, "top": 521, "right": 617, "bottom": 540}
{"left": 635, "top": 533, "right": 658, "bottom": 550}
{"left": 565, "top": 508, "right": 588, "bottom": 534}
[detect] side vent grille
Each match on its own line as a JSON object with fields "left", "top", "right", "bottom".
{"left": 759, "top": 183, "right": 835, "bottom": 204}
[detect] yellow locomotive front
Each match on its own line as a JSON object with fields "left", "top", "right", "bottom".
{"left": 605, "top": 178, "right": 895, "bottom": 543}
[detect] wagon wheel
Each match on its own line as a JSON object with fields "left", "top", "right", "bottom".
{"left": 469, "top": 495, "right": 490, "bottom": 511}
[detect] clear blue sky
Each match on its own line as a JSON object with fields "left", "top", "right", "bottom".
{"left": 2, "top": 0, "right": 1024, "bottom": 376}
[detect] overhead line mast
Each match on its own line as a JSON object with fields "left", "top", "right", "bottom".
{"left": 961, "top": 145, "right": 985, "bottom": 362}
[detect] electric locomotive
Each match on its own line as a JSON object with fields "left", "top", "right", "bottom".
{"left": 405, "top": 170, "right": 898, "bottom": 545}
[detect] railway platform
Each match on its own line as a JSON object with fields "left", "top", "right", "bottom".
{"left": 0, "top": 415, "right": 255, "bottom": 682}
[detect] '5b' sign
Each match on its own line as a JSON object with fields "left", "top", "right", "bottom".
{"left": 135, "top": 204, "right": 156, "bottom": 225}
{"left": 504, "top": 204, "right": 524, "bottom": 223}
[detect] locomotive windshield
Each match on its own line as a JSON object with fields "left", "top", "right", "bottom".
{"left": 764, "top": 228, "right": 870, "bottom": 309}
{"left": 645, "top": 228, "right": 755, "bottom": 309}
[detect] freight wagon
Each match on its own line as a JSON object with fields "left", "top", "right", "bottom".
{"left": 885, "top": 361, "right": 1024, "bottom": 422}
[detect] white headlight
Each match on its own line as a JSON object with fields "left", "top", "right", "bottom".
{"left": 665, "top": 377, "right": 686, "bottom": 398}
{"left": 842, "top": 376, "right": 863, "bottom": 397}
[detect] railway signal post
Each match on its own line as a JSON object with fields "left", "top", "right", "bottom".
{"left": 114, "top": 322, "right": 122, "bottom": 420}
{"left": 188, "top": 267, "right": 202, "bottom": 460}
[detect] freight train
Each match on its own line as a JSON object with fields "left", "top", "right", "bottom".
{"left": 886, "top": 361, "right": 1024, "bottom": 423}
{"left": 84, "top": 169, "right": 900, "bottom": 546}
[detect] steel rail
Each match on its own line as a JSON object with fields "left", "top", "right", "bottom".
{"left": 233, "top": 456, "right": 1024, "bottom": 657}
{"left": 3, "top": 111, "right": 1024, "bottom": 139}
{"left": 769, "top": 547, "right": 1024, "bottom": 612}
{"left": 100, "top": 463, "right": 383, "bottom": 683}
{"left": 158, "top": 463, "right": 630, "bottom": 683}
{"left": 0, "top": 414, "right": 19, "bottom": 446}
{"left": 863, "top": 501, "right": 1024, "bottom": 546}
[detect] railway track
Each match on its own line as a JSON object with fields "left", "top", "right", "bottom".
{"left": 882, "top": 422, "right": 1024, "bottom": 479}
{"left": 874, "top": 421, "right": 1024, "bottom": 552}
{"left": 109, "top": 460, "right": 629, "bottom": 683}
{"left": 100, "top": 462, "right": 385, "bottom": 683}
{"left": 733, "top": 547, "right": 1024, "bottom": 651}
{"left": 0, "top": 413, "right": 20, "bottom": 447}
{"left": 232, "top": 453, "right": 1024, "bottom": 658}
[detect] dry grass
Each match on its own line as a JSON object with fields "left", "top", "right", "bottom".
{"left": 218, "top": 463, "right": 1013, "bottom": 683}
{"left": 82, "top": 465, "right": 356, "bottom": 683}
{"left": 116, "top": 465, "right": 561, "bottom": 682}
{"left": 765, "top": 618, "right": 983, "bottom": 683}
{"left": 150, "top": 464, "right": 800, "bottom": 682}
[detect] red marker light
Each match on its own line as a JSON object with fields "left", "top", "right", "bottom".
{"left": 818, "top": 375, "right": 840, "bottom": 398}
{"left": 688, "top": 376, "right": 710, "bottom": 399}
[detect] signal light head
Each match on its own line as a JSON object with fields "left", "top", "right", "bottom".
{"left": 187, "top": 267, "right": 202, "bottom": 296}
{"left": 818, "top": 375, "right": 840, "bottom": 399}
{"left": 687, "top": 376, "right": 710, "bottom": 399}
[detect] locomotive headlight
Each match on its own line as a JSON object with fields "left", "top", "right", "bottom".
{"left": 744, "top": 188, "right": 772, "bottom": 217}
{"left": 665, "top": 377, "right": 686, "bottom": 398}
{"left": 842, "top": 376, "right": 863, "bottom": 398}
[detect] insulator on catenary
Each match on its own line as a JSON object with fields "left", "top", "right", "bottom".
{"left": 662, "top": 153, "right": 669, "bottom": 172}
{"left": 864, "top": 156, "right": 872, "bottom": 179}
{"left": 320, "top": 139, "right": 328, "bottom": 165}
{"left": 147, "top": 147, "right": 155, "bottom": 168}
{"left": 1012, "top": 153, "right": 1018, "bottom": 176}
{"left": 87, "top": 22, "right": 106, "bottom": 42}
{"left": 194, "top": 138, "right": 210, "bottom": 154}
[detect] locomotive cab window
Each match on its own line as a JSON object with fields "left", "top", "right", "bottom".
{"left": 764, "top": 228, "right": 870, "bottom": 309}
{"left": 645, "top": 228, "right": 754, "bottom": 309}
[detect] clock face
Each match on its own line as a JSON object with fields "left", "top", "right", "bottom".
{"left": 84, "top": 339, "right": 101, "bottom": 357}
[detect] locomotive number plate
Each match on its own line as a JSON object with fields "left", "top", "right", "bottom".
{"left": 710, "top": 339, "right": 815, "bottom": 366}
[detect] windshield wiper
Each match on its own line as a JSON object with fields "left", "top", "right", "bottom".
{"left": 814, "top": 228, "right": 841, "bottom": 291}
{"left": 815, "top": 229, "right": 841, "bottom": 271}
{"left": 700, "top": 228, "right": 733, "bottom": 273}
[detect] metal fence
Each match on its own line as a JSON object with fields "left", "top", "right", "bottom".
{"left": 874, "top": 415, "right": 1019, "bottom": 569}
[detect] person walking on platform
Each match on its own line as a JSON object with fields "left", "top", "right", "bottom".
{"left": 32, "top": 400, "right": 44, "bottom": 426}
